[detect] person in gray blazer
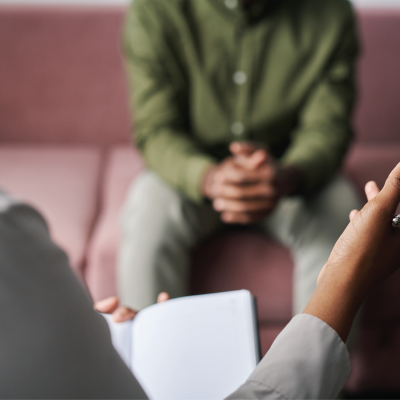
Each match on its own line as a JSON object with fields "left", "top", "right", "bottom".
{"left": 0, "top": 161, "right": 399, "bottom": 399}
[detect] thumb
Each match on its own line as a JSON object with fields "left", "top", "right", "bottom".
{"left": 247, "top": 149, "right": 268, "bottom": 169}
{"left": 230, "top": 142, "right": 257, "bottom": 156}
{"left": 234, "top": 149, "right": 268, "bottom": 170}
{"left": 157, "top": 292, "right": 170, "bottom": 303}
{"left": 94, "top": 296, "right": 119, "bottom": 313}
{"left": 378, "top": 161, "right": 400, "bottom": 215}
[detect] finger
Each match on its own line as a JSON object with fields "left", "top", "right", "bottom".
{"left": 214, "top": 197, "right": 276, "bottom": 213}
{"left": 234, "top": 155, "right": 254, "bottom": 170}
{"left": 94, "top": 296, "right": 119, "bottom": 314}
{"left": 349, "top": 209, "right": 358, "bottom": 221}
{"left": 215, "top": 181, "right": 276, "bottom": 200}
{"left": 221, "top": 211, "right": 267, "bottom": 224}
{"left": 223, "top": 163, "right": 275, "bottom": 184}
{"left": 379, "top": 161, "right": 400, "bottom": 214}
{"left": 365, "top": 181, "right": 380, "bottom": 201}
{"left": 247, "top": 150, "right": 269, "bottom": 169}
{"left": 230, "top": 142, "right": 268, "bottom": 156}
{"left": 229, "top": 142, "right": 257, "bottom": 156}
{"left": 234, "top": 151, "right": 268, "bottom": 170}
{"left": 112, "top": 306, "right": 137, "bottom": 323}
{"left": 157, "top": 292, "right": 170, "bottom": 303}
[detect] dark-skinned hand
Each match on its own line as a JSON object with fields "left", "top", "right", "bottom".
{"left": 304, "top": 162, "right": 400, "bottom": 342}
{"left": 202, "top": 142, "right": 302, "bottom": 224}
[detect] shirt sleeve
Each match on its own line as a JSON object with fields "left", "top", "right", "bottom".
{"left": 281, "top": 1, "right": 359, "bottom": 194}
{"left": 226, "top": 314, "right": 351, "bottom": 400}
{"left": 123, "top": 0, "right": 216, "bottom": 203}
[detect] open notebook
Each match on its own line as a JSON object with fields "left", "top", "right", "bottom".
{"left": 102, "top": 290, "right": 261, "bottom": 400}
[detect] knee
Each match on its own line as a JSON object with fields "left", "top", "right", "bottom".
{"left": 330, "top": 177, "right": 361, "bottom": 208}
{"left": 121, "top": 171, "right": 186, "bottom": 235}
{"left": 315, "top": 177, "right": 361, "bottom": 217}
{"left": 303, "top": 177, "right": 361, "bottom": 241}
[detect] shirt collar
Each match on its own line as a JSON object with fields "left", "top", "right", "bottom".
{"left": 215, "top": 0, "right": 285, "bottom": 25}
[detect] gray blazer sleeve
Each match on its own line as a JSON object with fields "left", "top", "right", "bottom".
{"left": 0, "top": 192, "right": 148, "bottom": 399}
{"left": 227, "top": 314, "right": 351, "bottom": 400}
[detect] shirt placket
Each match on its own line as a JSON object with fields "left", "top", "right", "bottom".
{"left": 221, "top": 0, "right": 253, "bottom": 142}
{"left": 230, "top": 22, "right": 252, "bottom": 142}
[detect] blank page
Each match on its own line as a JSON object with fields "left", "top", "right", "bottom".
{"left": 102, "top": 314, "right": 132, "bottom": 368}
{"left": 131, "top": 290, "right": 258, "bottom": 400}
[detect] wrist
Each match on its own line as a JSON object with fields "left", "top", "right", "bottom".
{"left": 275, "top": 165, "right": 304, "bottom": 196}
{"left": 304, "top": 261, "right": 366, "bottom": 342}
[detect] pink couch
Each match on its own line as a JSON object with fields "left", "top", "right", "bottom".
{"left": 1, "top": 5, "right": 400, "bottom": 397}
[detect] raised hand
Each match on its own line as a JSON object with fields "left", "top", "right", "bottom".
{"left": 322, "top": 172, "right": 400, "bottom": 292}
{"left": 304, "top": 162, "right": 400, "bottom": 342}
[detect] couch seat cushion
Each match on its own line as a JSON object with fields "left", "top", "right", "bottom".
{"left": 191, "top": 231, "right": 293, "bottom": 323}
{"left": 0, "top": 146, "right": 101, "bottom": 273}
{"left": 345, "top": 325, "right": 400, "bottom": 394}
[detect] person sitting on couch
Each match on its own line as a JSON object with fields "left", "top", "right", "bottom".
{"left": 0, "top": 161, "right": 399, "bottom": 398}
{"left": 119, "top": 0, "right": 361, "bottom": 317}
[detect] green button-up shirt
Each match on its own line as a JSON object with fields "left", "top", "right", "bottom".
{"left": 123, "top": 0, "right": 358, "bottom": 202}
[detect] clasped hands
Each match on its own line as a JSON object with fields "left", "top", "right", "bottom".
{"left": 201, "top": 142, "right": 302, "bottom": 224}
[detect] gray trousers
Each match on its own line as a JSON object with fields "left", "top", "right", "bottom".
{"left": 118, "top": 171, "right": 361, "bottom": 313}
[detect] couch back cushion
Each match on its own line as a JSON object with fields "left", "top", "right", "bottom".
{"left": 0, "top": 6, "right": 130, "bottom": 147}
{"left": 355, "top": 10, "right": 400, "bottom": 144}
{"left": 0, "top": 7, "right": 400, "bottom": 146}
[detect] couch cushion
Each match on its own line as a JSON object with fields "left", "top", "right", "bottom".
{"left": 0, "top": 146, "right": 101, "bottom": 273}
{"left": 344, "top": 143, "right": 400, "bottom": 211}
{"left": 345, "top": 326, "right": 400, "bottom": 394}
{"left": 355, "top": 10, "right": 400, "bottom": 144}
{"left": 85, "top": 145, "right": 144, "bottom": 301}
{"left": 0, "top": 6, "right": 130, "bottom": 146}
{"left": 191, "top": 231, "right": 293, "bottom": 323}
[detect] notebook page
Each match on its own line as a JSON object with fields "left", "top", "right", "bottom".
{"left": 131, "top": 290, "right": 258, "bottom": 400}
{"left": 101, "top": 313, "right": 132, "bottom": 368}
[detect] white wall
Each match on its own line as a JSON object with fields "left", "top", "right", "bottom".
{"left": 0, "top": 0, "right": 129, "bottom": 4}
{"left": 0, "top": 0, "right": 399, "bottom": 7}
{"left": 353, "top": 0, "right": 400, "bottom": 7}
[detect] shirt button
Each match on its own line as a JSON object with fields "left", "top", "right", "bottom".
{"left": 233, "top": 71, "right": 247, "bottom": 85}
{"left": 225, "top": 0, "right": 238, "bottom": 10}
{"left": 231, "top": 122, "right": 244, "bottom": 136}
